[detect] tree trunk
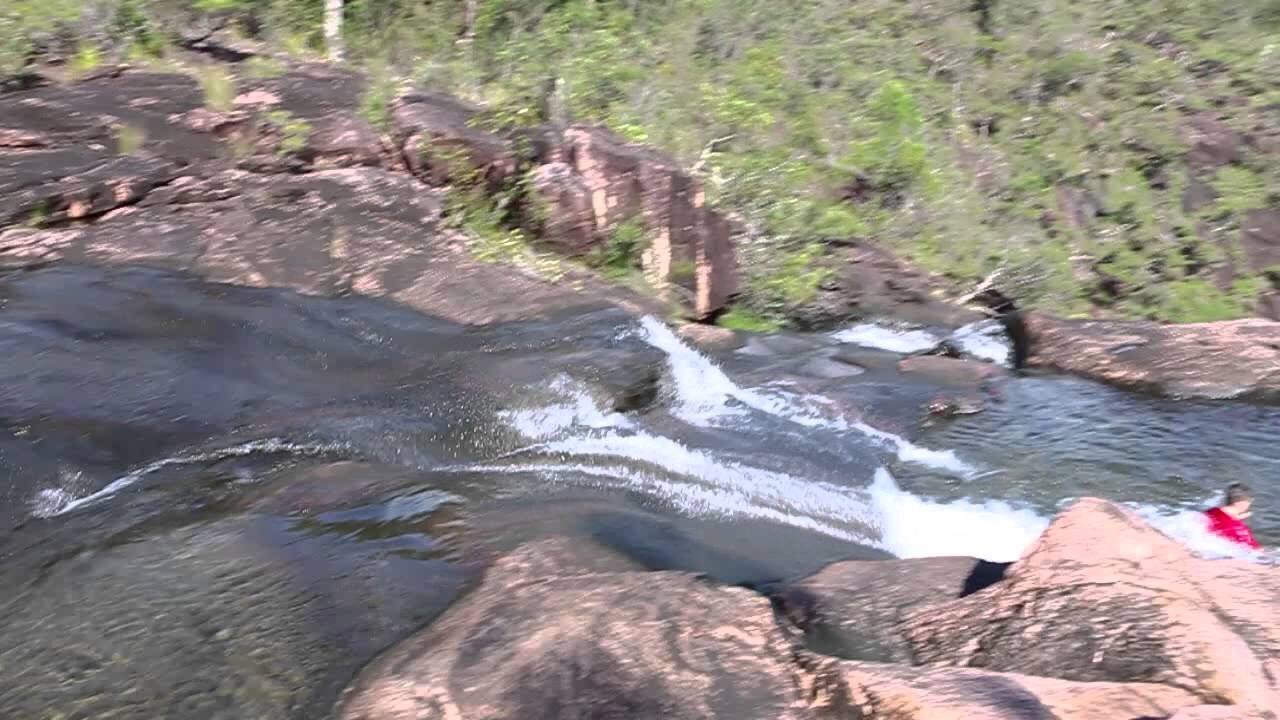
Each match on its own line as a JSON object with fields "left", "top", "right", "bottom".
{"left": 461, "top": 0, "right": 478, "bottom": 41}
{"left": 324, "top": 0, "right": 344, "bottom": 62}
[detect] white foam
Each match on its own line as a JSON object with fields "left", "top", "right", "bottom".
{"left": 868, "top": 469, "right": 1271, "bottom": 564}
{"left": 500, "top": 378, "right": 634, "bottom": 440}
{"left": 637, "top": 316, "right": 974, "bottom": 475}
{"left": 833, "top": 319, "right": 1011, "bottom": 366}
{"left": 538, "top": 432, "right": 878, "bottom": 530}
{"left": 950, "top": 320, "right": 1012, "bottom": 366}
{"left": 1132, "top": 505, "right": 1267, "bottom": 562}
{"left": 831, "top": 323, "right": 941, "bottom": 354}
{"left": 50, "top": 438, "right": 344, "bottom": 515}
{"left": 637, "top": 316, "right": 750, "bottom": 422}
{"left": 31, "top": 487, "right": 80, "bottom": 519}
{"left": 465, "top": 460, "right": 870, "bottom": 543}
{"left": 869, "top": 468, "right": 1049, "bottom": 562}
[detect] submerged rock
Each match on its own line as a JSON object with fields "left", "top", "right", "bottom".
{"left": 1015, "top": 311, "right": 1280, "bottom": 402}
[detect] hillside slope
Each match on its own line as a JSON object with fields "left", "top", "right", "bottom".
{"left": 4, "top": 0, "right": 1279, "bottom": 323}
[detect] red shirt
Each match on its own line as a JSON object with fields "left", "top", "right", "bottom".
{"left": 1204, "top": 508, "right": 1261, "bottom": 550}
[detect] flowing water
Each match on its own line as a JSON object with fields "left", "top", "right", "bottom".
{"left": 1, "top": 264, "right": 1276, "bottom": 718}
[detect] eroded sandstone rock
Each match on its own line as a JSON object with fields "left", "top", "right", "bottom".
{"left": 898, "top": 498, "right": 1280, "bottom": 713}
{"left": 837, "top": 660, "right": 1200, "bottom": 720}
{"left": 782, "top": 556, "right": 1006, "bottom": 663}
{"left": 336, "top": 539, "right": 832, "bottom": 720}
{"left": 1017, "top": 311, "right": 1280, "bottom": 402}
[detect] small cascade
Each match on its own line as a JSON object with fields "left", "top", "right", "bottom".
{"left": 41, "top": 438, "right": 348, "bottom": 517}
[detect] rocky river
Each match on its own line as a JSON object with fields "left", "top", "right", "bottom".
{"left": 2, "top": 59, "right": 1278, "bottom": 719}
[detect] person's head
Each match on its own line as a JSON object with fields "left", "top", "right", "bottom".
{"left": 1223, "top": 482, "right": 1253, "bottom": 519}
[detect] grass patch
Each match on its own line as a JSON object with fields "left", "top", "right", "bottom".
{"left": 718, "top": 308, "right": 781, "bottom": 333}
{"left": 199, "top": 66, "right": 237, "bottom": 112}
{"left": 760, "top": 243, "right": 832, "bottom": 308}
{"left": 1158, "top": 277, "right": 1258, "bottom": 323}
{"left": 588, "top": 216, "right": 648, "bottom": 279}
{"left": 26, "top": 200, "right": 54, "bottom": 228}
{"left": 115, "top": 124, "right": 146, "bottom": 154}
{"left": 265, "top": 109, "right": 311, "bottom": 155}
{"left": 67, "top": 44, "right": 102, "bottom": 79}
{"left": 244, "top": 55, "right": 286, "bottom": 79}
{"left": 358, "top": 61, "right": 398, "bottom": 131}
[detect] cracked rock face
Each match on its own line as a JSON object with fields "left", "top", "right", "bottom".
{"left": 336, "top": 538, "right": 847, "bottom": 720}
{"left": 1017, "top": 311, "right": 1280, "bottom": 402}
{"left": 896, "top": 499, "right": 1280, "bottom": 713}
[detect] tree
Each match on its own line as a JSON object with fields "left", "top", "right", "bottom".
{"left": 324, "top": 0, "right": 343, "bottom": 62}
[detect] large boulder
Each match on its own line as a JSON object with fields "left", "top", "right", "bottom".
{"left": 390, "top": 90, "right": 517, "bottom": 187}
{"left": 792, "top": 240, "right": 985, "bottom": 331}
{"left": 0, "top": 166, "right": 664, "bottom": 325}
{"left": 336, "top": 539, "right": 828, "bottom": 720}
{"left": 1015, "top": 311, "right": 1280, "bottom": 402}
{"left": 338, "top": 536, "right": 1226, "bottom": 720}
{"left": 897, "top": 498, "right": 1280, "bottom": 713}
{"left": 781, "top": 556, "right": 1008, "bottom": 663}
{"left": 528, "top": 160, "right": 598, "bottom": 253}
{"left": 299, "top": 112, "right": 386, "bottom": 170}
{"left": 563, "top": 125, "right": 738, "bottom": 318}
{"left": 836, "top": 660, "right": 1200, "bottom": 720}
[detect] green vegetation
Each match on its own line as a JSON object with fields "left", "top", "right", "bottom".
{"left": 265, "top": 109, "right": 311, "bottom": 155}
{"left": 588, "top": 216, "right": 647, "bottom": 280}
{"left": 433, "top": 143, "right": 564, "bottom": 279}
{"left": 1158, "top": 277, "right": 1263, "bottom": 323}
{"left": 244, "top": 55, "right": 285, "bottom": 79}
{"left": 199, "top": 66, "right": 236, "bottom": 112}
{"left": 67, "top": 44, "right": 103, "bottom": 78}
{"left": 5, "top": 0, "right": 1277, "bottom": 321}
{"left": 115, "top": 124, "right": 147, "bottom": 154}
{"left": 717, "top": 308, "right": 781, "bottom": 333}
{"left": 357, "top": 61, "right": 397, "bottom": 131}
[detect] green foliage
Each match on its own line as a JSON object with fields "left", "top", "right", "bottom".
{"left": 717, "top": 308, "right": 781, "bottom": 333}
{"left": 589, "top": 217, "right": 648, "bottom": 280}
{"left": 265, "top": 109, "right": 310, "bottom": 155}
{"left": 810, "top": 204, "right": 867, "bottom": 240}
{"left": 199, "top": 66, "right": 237, "bottom": 112}
{"left": 1158, "top": 278, "right": 1258, "bottom": 323}
{"left": 1212, "top": 166, "right": 1268, "bottom": 215}
{"left": 437, "top": 146, "right": 563, "bottom": 279}
{"left": 115, "top": 124, "right": 146, "bottom": 154}
{"left": 245, "top": 55, "right": 286, "bottom": 79}
{"left": 845, "top": 81, "right": 929, "bottom": 190}
{"left": 358, "top": 61, "right": 397, "bottom": 131}
{"left": 757, "top": 242, "right": 833, "bottom": 309}
{"left": 26, "top": 199, "right": 53, "bottom": 228}
{"left": 0, "top": 0, "right": 83, "bottom": 76}
{"left": 8, "top": 0, "right": 1278, "bottom": 322}
{"left": 67, "top": 43, "right": 102, "bottom": 78}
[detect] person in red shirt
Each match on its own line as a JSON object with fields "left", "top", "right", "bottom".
{"left": 1204, "top": 482, "right": 1262, "bottom": 550}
